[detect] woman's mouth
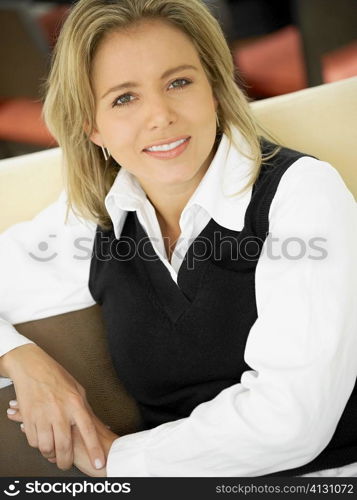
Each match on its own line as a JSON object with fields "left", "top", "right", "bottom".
{"left": 143, "top": 137, "right": 191, "bottom": 159}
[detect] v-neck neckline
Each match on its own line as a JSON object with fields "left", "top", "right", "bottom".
{"left": 132, "top": 211, "right": 217, "bottom": 324}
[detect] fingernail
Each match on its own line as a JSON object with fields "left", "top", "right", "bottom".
{"left": 9, "top": 400, "right": 18, "bottom": 407}
{"left": 20, "top": 423, "right": 24, "bottom": 430}
{"left": 94, "top": 459, "right": 103, "bottom": 469}
{"left": 7, "top": 408, "right": 16, "bottom": 415}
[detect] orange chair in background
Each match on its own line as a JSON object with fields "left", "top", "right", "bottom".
{"left": 234, "top": 25, "right": 307, "bottom": 98}
{"left": 234, "top": 0, "right": 357, "bottom": 98}
{"left": 0, "top": 5, "right": 70, "bottom": 155}
{"left": 0, "top": 98, "right": 56, "bottom": 147}
{"left": 234, "top": 25, "right": 357, "bottom": 98}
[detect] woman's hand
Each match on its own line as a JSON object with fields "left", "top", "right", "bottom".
{"left": 70, "top": 415, "right": 117, "bottom": 476}
{"left": 3, "top": 344, "right": 106, "bottom": 471}
{"left": 16, "top": 406, "right": 118, "bottom": 477}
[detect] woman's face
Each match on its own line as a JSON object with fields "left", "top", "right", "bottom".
{"left": 90, "top": 19, "right": 218, "bottom": 191}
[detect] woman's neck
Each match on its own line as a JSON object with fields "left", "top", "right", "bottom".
{"left": 139, "top": 142, "right": 218, "bottom": 230}
{"left": 147, "top": 186, "right": 191, "bottom": 231}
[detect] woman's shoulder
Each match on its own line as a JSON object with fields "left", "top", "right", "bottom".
{"left": 268, "top": 153, "right": 356, "bottom": 234}
{"left": 259, "top": 138, "right": 351, "bottom": 200}
{"left": 277, "top": 154, "right": 351, "bottom": 201}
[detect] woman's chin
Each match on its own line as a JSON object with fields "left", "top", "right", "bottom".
{"left": 152, "top": 165, "right": 197, "bottom": 186}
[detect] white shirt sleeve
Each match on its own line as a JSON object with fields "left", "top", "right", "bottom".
{"left": 0, "top": 190, "right": 96, "bottom": 387}
{"left": 106, "top": 158, "right": 357, "bottom": 477}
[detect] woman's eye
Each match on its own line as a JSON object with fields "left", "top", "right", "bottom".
{"left": 112, "top": 94, "right": 135, "bottom": 108}
{"left": 111, "top": 79, "right": 191, "bottom": 108}
{"left": 168, "top": 78, "right": 192, "bottom": 90}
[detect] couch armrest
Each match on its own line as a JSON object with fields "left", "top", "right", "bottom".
{"left": 0, "top": 305, "right": 141, "bottom": 477}
{"left": 0, "top": 147, "right": 63, "bottom": 232}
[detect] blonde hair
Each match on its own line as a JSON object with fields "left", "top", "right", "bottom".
{"left": 43, "top": 0, "right": 279, "bottom": 230}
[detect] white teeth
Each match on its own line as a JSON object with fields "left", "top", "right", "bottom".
{"left": 146, "top": 138, "right": 187, "bottom": 152}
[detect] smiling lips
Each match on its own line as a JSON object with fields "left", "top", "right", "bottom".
{"left": 143, "top": 136, "right": 191, "bottom": 159}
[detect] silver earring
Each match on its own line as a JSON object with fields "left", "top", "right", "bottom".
{"left": 101, "top": 145, "right": 111, "bottom": 161}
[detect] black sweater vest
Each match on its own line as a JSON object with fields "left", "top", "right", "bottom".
{"left": 89, "top": 140, "right": 357, "bottom": 476}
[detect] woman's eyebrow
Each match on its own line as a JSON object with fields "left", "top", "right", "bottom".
{"left": 100, "top": 64, "right": 199, "bottom": 99}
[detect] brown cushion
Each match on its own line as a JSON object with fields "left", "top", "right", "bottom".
{"left": 0, "top": 305, "right": 141, "bottom": 477}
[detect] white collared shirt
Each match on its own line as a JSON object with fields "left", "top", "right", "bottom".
{"left": 104, "top": 127, "right": 253, "bottom": 282}
{"left": 0, "top": 128, "right": 356, "bottom": 476}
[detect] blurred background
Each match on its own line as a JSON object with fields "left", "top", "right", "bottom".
{"left": 0, "top": 0, "right": 356, "bottom": 159}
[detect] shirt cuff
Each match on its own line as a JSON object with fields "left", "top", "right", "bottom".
{"left": 0, "top": 377, "right": 13, "bottom": 389}
{"left": 0, "top": 321, "right": 35, "bottom": 386}
{"left": 106, "top": 430, "right": 152, "bottom": 476}
{"left": 0, "top": 322, "right": 35, "bottom": 359}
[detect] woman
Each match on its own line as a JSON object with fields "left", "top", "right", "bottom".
{"left": 1, "top": 0, "right": 356, "bottom": 477}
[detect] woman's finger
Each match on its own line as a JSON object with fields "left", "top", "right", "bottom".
{"left": 9, "top": 399, "right": 18, "bottom": 409}
{"left": 74, "top": 409, "right": 106, "bottom": 470}
{"left": 37, "top": 424, "right": 56, "bottom": 459}
{"left": 7, "top": 408, "right": 23, "bottom": 422}
{"left": 52, "top": 422, "right": 74, "bottom": 471}
{"left": 24, "top": 421, "right": 39, "bottom": 449}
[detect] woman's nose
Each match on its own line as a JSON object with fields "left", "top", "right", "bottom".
{"left": 146, "top": 96, "right": 176, "bottom": 129}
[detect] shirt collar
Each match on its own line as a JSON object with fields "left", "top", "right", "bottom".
{"left": 181, "top": 125, "right": 253, "bottom": 231}
{"left": 105, "top": 125, "right": 254, "bottom": 239}
{"left": 104, "top": 163, "right": 147, "bottom": 239}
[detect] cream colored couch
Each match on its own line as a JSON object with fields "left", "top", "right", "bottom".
{"left": 0, "top": 77, "right": 356, "bottom": 476}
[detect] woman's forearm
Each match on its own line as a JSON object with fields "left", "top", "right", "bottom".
{"left": 0, "top": 344, "right": 40, "bottom": 378}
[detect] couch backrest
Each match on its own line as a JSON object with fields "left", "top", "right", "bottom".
{"left": 0, "top": 77, "right": 356, "bottom": 232}
{"left": 251, "top": 76, "right": 357, "bottom": 198}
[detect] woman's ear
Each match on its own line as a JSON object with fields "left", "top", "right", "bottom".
{"left": 83, "top": 121, "right": 102, "bottom": 147}
{"left": 89, "top": 129, "right": 102, "bottom": 147}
